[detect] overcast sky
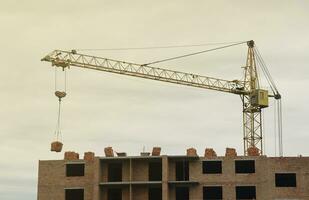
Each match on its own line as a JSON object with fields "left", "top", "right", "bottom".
{"left": 1, "top": 0, "right": 309, "bottom": 199}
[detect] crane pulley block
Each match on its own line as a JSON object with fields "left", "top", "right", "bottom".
{"left": 43, "top": 56, "right": 71, "bottom": 70}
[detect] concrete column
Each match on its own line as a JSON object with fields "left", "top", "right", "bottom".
{"left": 129, "top": 158, "right": 132, "bottom": 200}
{"left": 162, "top": 156, "right": 169, "bottom": 200}
{"left": 92, "top": 158, "right": 100, "bottom": 200}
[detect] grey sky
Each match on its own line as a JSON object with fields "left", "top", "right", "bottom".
{"left": 1, "top": 0, "right": 309, "bottom": 199}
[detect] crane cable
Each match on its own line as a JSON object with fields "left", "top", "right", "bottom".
{"left": 277, "top": 98, "right": 283, "bottom": 156}
{"left": 54, "top": 67, "right": 68, "bottom": 142}
{"left": 141, "top": 41, "right": 248, "bottom": 66}
{"left": 254, "top": 47, "right": 279, "bottom": 95}
{"left": 74, "top": 41, "right": 247, "bottom": 66}
{"left": 73, "top": 41, "right": 247, "bottom": 67}
{"left": 55, "top": 98, "right": 62, "bottom": 141}
{"left": 274, "top": 98, "right": 278, "bottom": 156}
{"left": 254, "top": 47, "right": 283, "bottom": 156}
{"left": 74, "top": 41, "right": 248, "bottom": 51}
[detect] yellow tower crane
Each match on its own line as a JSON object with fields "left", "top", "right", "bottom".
{"left": 41, "top": 40, "right": 282, "bottom": 156}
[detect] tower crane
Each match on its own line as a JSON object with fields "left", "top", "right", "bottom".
{"left": 41, "top": 40, "right": 281, "bottom": 155}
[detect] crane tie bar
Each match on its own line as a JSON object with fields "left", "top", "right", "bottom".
{"left": 142, "top": 41, "right": 248, "bottom": 66}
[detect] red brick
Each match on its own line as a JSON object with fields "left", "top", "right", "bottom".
{"left": 152, "top": 147, "right": 161, "bottom": 156}
{"left": 187, "top": 148, "right": 198, "bottom": 156}
{"left": 247, "top": 146, "right": 260, "bottom": 156}
{"left": 84, "top": 152, "right": 95, "bottom": 161}
{"left": 51, "top": 141, "right": 63, "bottom": 152}
{"left": 64, "top": 151, "right": 79, "bottom": 160}
{"left": 104, "top": 147, "right": 114, "bottom": 157}
{"left": 204, "top": 148, "right": 217, "bottom": 158}
{"left": 225, "top": 148, "right": 237, "bottom": 157}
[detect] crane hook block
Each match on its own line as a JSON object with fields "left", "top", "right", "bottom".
{"left": 55, "top": 91, "right": 67, "bottom": 99}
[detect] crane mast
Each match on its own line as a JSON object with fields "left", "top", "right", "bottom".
{"left": 242, "top": 40, "right": 264, "bottom": 155}
{"left": 42, "top": 40, "right": 274, "bottom": 155}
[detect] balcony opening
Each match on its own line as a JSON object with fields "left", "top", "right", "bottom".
{"left": 176, "top": 161, "right": 189, "bottom": 181}
{"left": 66, "top": 164, "right": 85, "bottom": 177}
{"left": 149, "top": 161, "right": 162, "bottom": 181}
{"left": 108, "top": 188, "right": 122, "bottom": 200}
{"left": 108, "top": 163, "right": 122, "bottom": 182}
{"left": 275, "top": 173, "right": 296, "bottom": 187}
{"left": 203, "top": 186, "right": 222, "bottom": 199}
{"left": 235, "top": 186, "right": 256, "bottom": 199}
{"left": 148, "top": 187, "right": 162, "bottom": 200}
{"left": 235, "top": 160, "right": 255, "bottom": 173}
{"left": 176, "top": 187, "right": 189, "bottom": 200}
{"left": 65, "top": 188, "right": 84, "bottom": 200}
{"left": 203, "top": 161, "right": 222, "bottom": 174}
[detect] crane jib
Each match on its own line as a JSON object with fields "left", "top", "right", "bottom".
{"left": 41, "top": 50, "right": 246, "bottom": 95}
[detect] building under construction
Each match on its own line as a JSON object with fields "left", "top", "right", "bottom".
{"left": 37, "top": 147, "right": 309, "bottom": 200}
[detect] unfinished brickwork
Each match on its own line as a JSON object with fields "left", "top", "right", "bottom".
{"left": 38, "top": 150, "right": 309, "bottom": 200}
{"left": 37, "top": 158, "right": 100, "bottom": 200}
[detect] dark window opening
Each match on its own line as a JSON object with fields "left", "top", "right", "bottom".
{"left": 203, "top": 161, "right": 222, "bottom": 174}
{"left": 108, "top": 188, "right": 122, "bottom": 200}
{"left": 176, "top": 161, "right": 189, "bottom": 181}
{"left": 176, "top": 187, "right": 189, "bottom": 200}
{"left": 149, "top": 187, "right": 162, "bottom": 200}
{"left": 66, "top": 164, "right": 85, "bottom": 177}
{"left": 65, "top": 188, "right": 84, "bottom": 200}
{"left": 108, "top": 163, "right": 122, "bottom": 182}
{"left": 236, "top": 186, "right": 256, "bottom": 199}
{"left": 235, "top": 160, "right": 255, "bottom": 173}
{"left": 149, "top": 162, "right": 162, "bottom": 181}
{"left": 203, "top": 186, "right": 222, "bottom": 199}
{"left": 275, "top": 173, "right": 296, "bottom": 187}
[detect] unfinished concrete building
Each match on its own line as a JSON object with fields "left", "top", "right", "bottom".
{"left": 37, "top": 148, "right": 309, "bottom": 200}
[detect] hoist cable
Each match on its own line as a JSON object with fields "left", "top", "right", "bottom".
{"left": 55, "top": 100, "right": 62, "bottom": 141}
{"left": 255, "top": 48, "right": 282, "bottom": 141}
{"left": 65, "top": 69, "right": 67, "bottom": 92}
{"left": 254, "top": 48, "right": 274, "bottom": 89}
{"left": 53, "top": 67, "right": 67, "bottom": 142}
{"left": 262, "top": 110, "right": 266, "bottom": 155}
{"left": 278, "top": 99, "right": 283, "bottom": 156}
{"left": 54, "top": 68, "right": 56, "bottom": 91}
{"left": 256, "top": 54, "right": 277, "bottom": 93}
{"left": 254, "top": 47, "right": 279, "bottom": 94}
{"left": 274, "top": 98, "right": 277, "bottom": 156}
{"left": 254, "top": 47, "right": 283, "bottom": 156}
{"left": 254, "top": 48, "right": 276, "bottom": 95}
{"left": 142, "top": 41, "right": 248, "bottom": 66}
{"left": 75, "top": 41, "right": 248, "bottom": 51}
{"left": 256, "top": 56, "right": 276, "bottom": 95}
